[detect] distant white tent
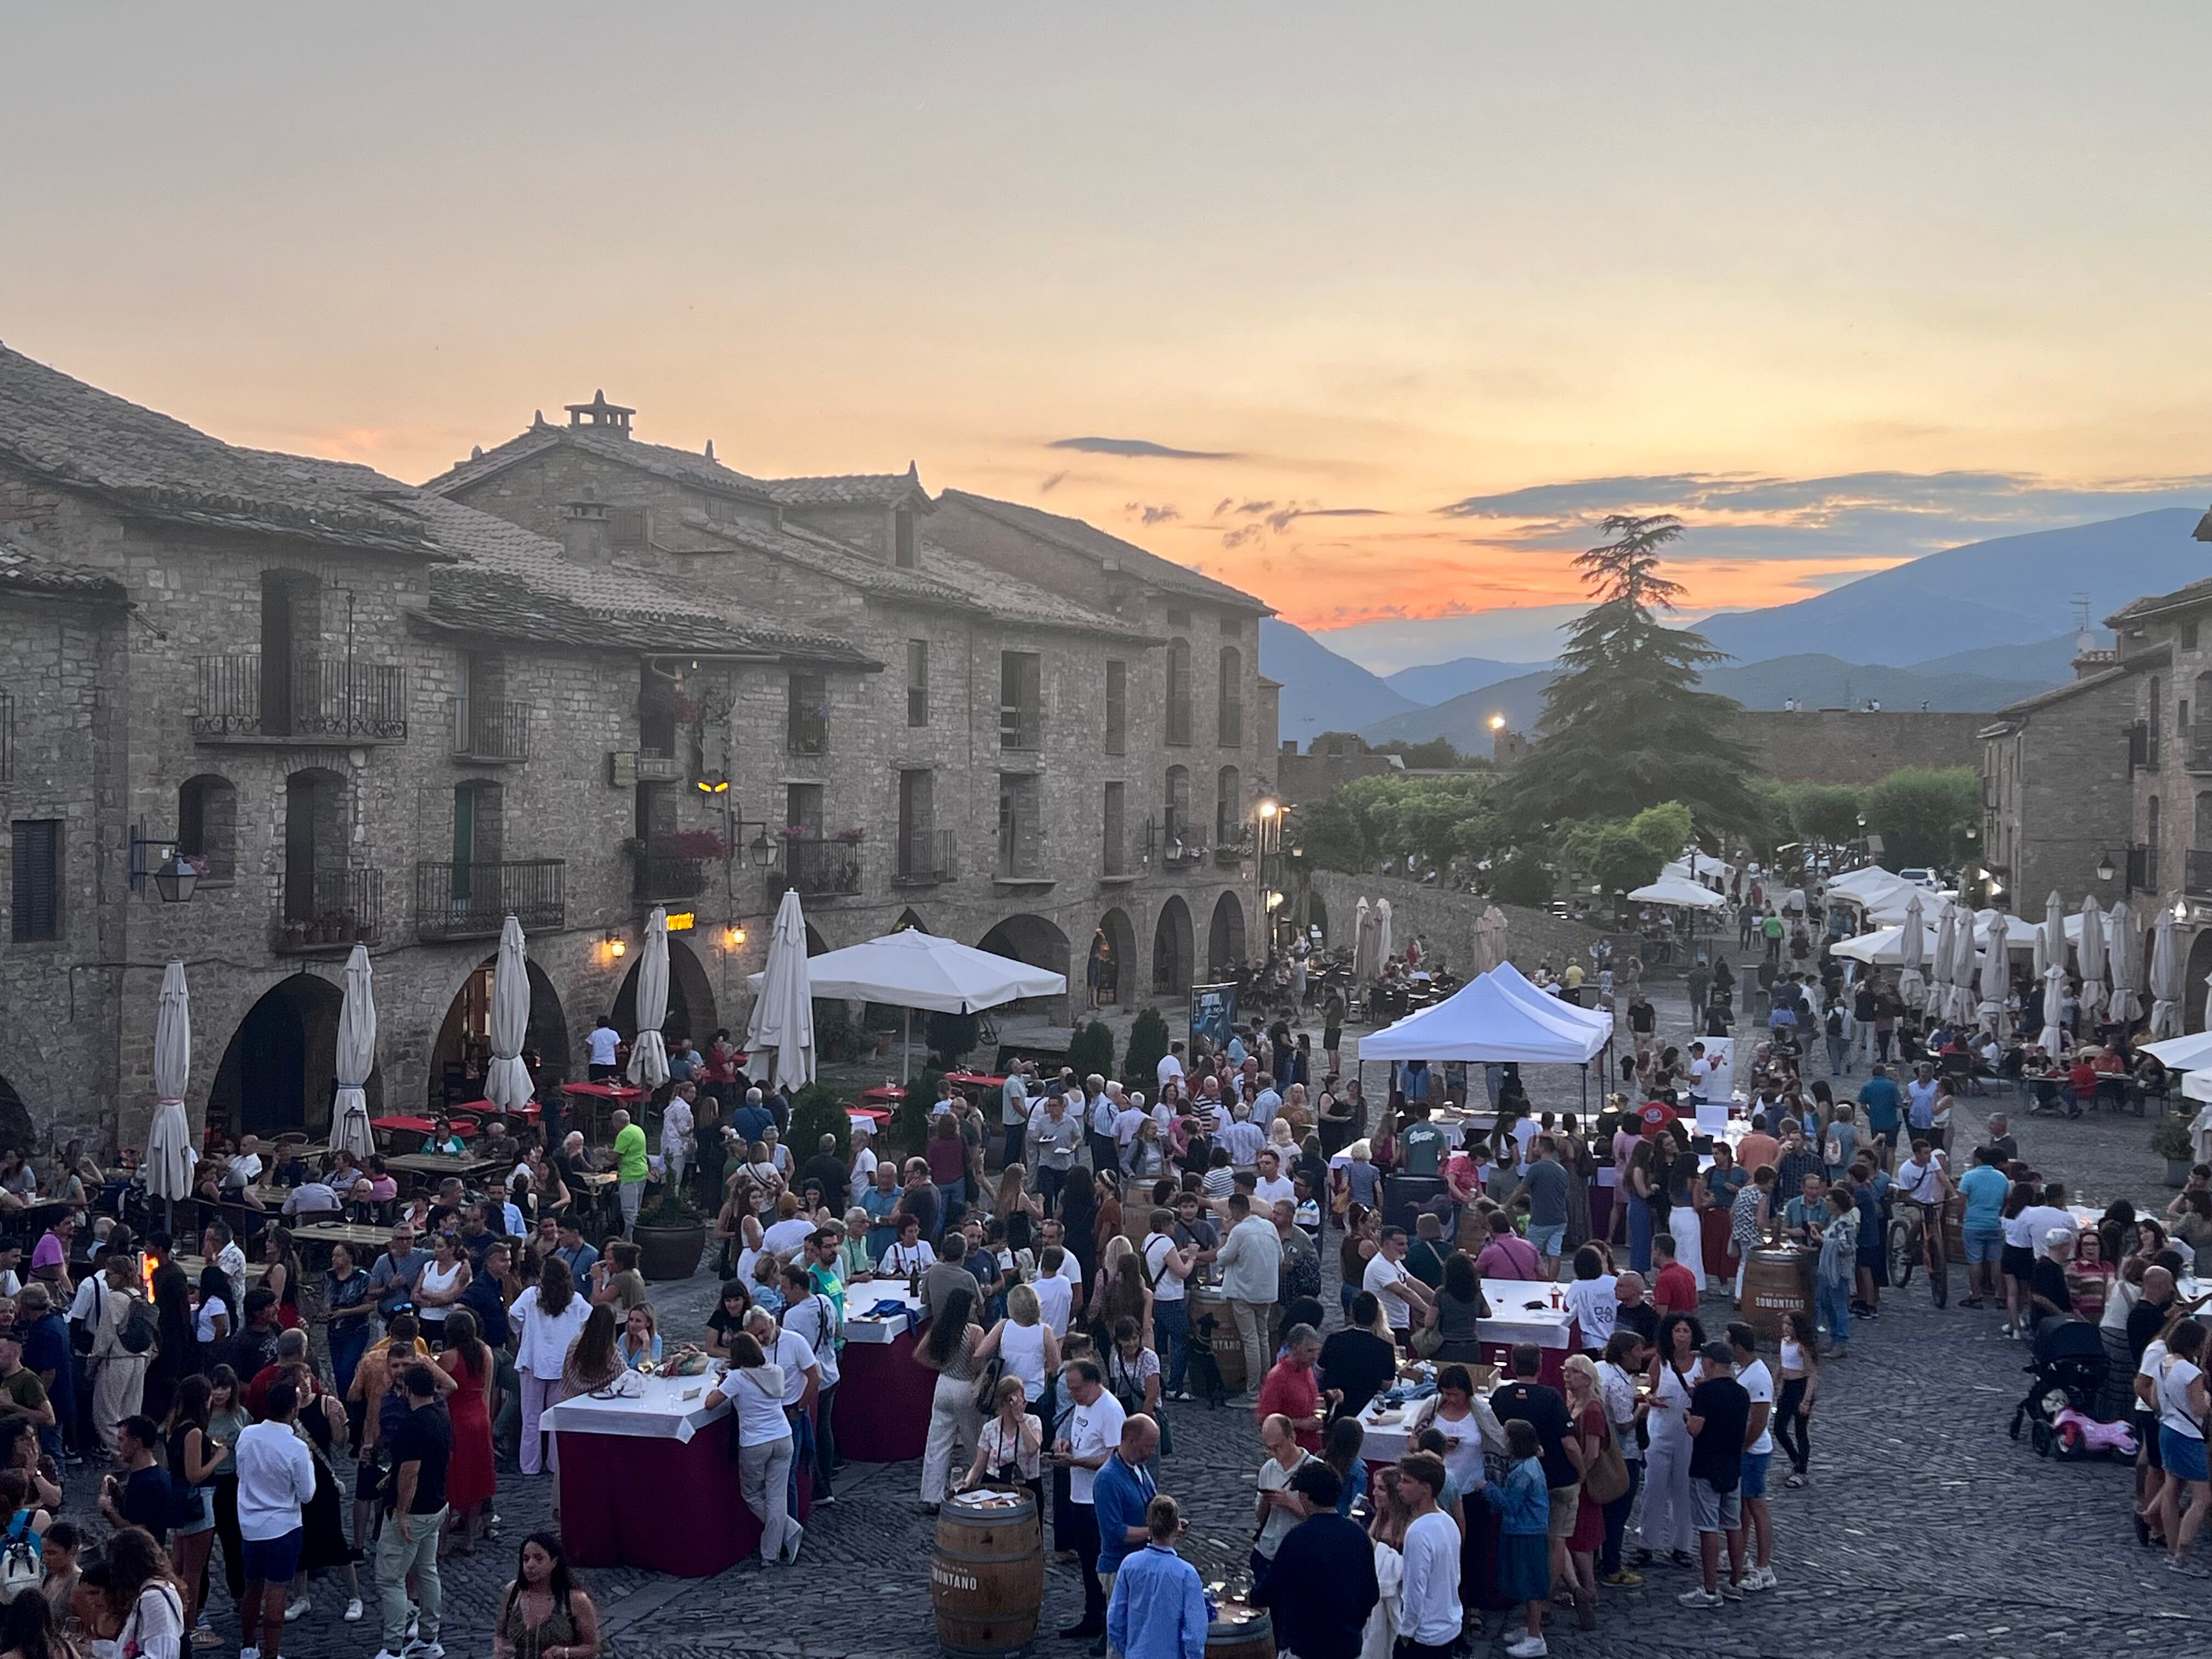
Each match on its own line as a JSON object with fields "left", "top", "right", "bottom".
{"left": 1628, "top": 876, "right": 1726, "bottom": 911}
{"left": 1359, "top": 968, "right": 1610, "bottom": 1065}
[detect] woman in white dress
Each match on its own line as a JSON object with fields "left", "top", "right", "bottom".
{"left": 1633, "top": 1312, "right": 1700, "bottom": 1566}
{"left": 1359, "top": 1465, "right": 1408, "bottom": 1659}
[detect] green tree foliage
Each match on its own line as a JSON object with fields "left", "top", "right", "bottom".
{"left": 787, "top": 1082, "right": 850, "bottom": 1165}
{"left": 1743, "top": 778, "right": 1799, "bottom": 861}
{"left": 1785, "top": 783, "right": 1865, "bottom": 847}
{"left": 893, "top": 1069, "right": 943, "bottom": 1157}
{"left": 1492, "top": 515, "right": 1762, "bottom": 835}
{"left": 1124, "top": 1006, "right": 1171, "bottom": 1092}
{"left": 1068, "top": 1019, "right": 1116, "bottom": 1082}
{"left": 1298, "top": 791, "right": 1373, "bottom": 874}
{"left": 1626, "top": 801, "right": 1694, "bottom": 862}
{"left": 1863, "top": 766, "right": 1980, "bottom": 872}
{"left": 1302, "top": 774, "right": 1497, "bottom": 877}
{"left": 1562, "top": 820, "right": 1664, "bottom": 894}
{"left": 1373, "top": 737, "right": 1466, "bottom": 769}
{"left": 1489, "top": 853, "right": 1555, "bottom": 907}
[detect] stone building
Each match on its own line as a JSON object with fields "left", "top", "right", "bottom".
{"left": 0, "top": 352, "right": 1274, "bottom": 1153}
{"left": 1977, "top": 639, "right": 2136, "bottom": 921}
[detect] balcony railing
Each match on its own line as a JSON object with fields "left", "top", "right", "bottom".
{"left": 997, "top": 823, "right": 1045, "bottom": 880}
{"left": 770, "top": 837, "right": 862, "bottom": 900}
{"left": 414, "top": 859, "right": 565, "bottom": 940}
{"left": 1000, "top": 703, "right": 1042, "bottom": 751}
{"left": 1213, "top": 827, "right": 1253, "bottom": 866}
{"left": 2189, "top": 850, "right": 2212, "bottom": 899}
{"left": 634, "top": 854, "right": 712, "bottom": 903}
{"left": 194, "top": 654, "right": 407, "bottom": 741}
{"left": 787, "top": 708, "right": 828, "bottom": 755}
{"left": 452, "top": 697, "right": 529, "bottom": 763}
{"left": 894, "top": 828, "right": 956, "bottom": 885}
{"left": 275, "top": 866, "right": 381, "bottom": 953}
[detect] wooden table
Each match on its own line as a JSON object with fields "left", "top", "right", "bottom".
{"left": 382, "top": 1153, "right": 504, "bottom": 1185}
{"left": 287, "top": 1221, "right": 400, "bottom": 1254}
{"left": 167, "top": 1252, "right": 269, "bottom": 1285}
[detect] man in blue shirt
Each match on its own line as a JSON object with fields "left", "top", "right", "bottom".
{"left": 1858, "top": 1066, "right": 1902, "bottom": 1160}
{"left": 1106, "top": 1493, "right": 1207, "bottom": 1659}
{"left": 1956, "top": 1144, "right": 2012, "bottom": 1310}
{"left": 730, "top": 1088, "right": 775, "bottom": 1147}
{"left": 1254, "top": 1463, "right": 1378, "bottom": 1659}
{"left": 1092, "top": 1416, "right": 1161, "bottom": 1587}
{"left": 366, "top": 1226, "right": 431, "bottom": 1322}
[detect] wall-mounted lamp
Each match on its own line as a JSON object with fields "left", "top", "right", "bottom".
{"left": 723, "top": 924, "right": 747, "bottom": 950}
{"left": 605, "top": 932, "right": 627, "bottom": 960}
{"left": 128, "top": 829, "right": 199, "bottom": 904}
{"left": 2096, "top": 851, "right": 2118, "bottom": 883}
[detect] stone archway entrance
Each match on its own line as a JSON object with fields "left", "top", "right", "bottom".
{"left": 1153, "top": 896, "right": 1194, "bottom": 996}
{"left": 978, "top": 913, "right": 1072, "bottom": 1021}
{"left": 0, "top": 1079, "right": 36, "bottom": 1154}
{"left": 615, "top": 935, "right": 719, "bottom": 1047}
{"left": 1090, "top": 907, "right": 1137, "bottom": 1009}
{"left": 1207, "top": 890, "right": 1248, "bottom": 979}
{"left": 209, "top": 973, "right": 351, "bottom": 1139}
{"left": 428, "top": 957, "right": 572, "bottom": 1108}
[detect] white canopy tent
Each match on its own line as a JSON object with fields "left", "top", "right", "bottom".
{"left": 2143, "top": 1029, "right": 2212, "bottom": 1072}
{"left": 1830, "top": 923, "right": 1943, "bottom": 966}
{"left": 1488, "top": 961, "right": 1615, "bottom": 1037}
{"left": 1628, "top": 876, "right": 1726, "bottom": 911}
{"left": 748, "top": 927, "right": 1066, "bottom": 1082}
{"left": 1359, "top": 968, "right": 1610, "bottom": 1066}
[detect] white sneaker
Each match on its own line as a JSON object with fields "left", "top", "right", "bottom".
{"left": 406, "top": 1606, "right": 420, "bottom": 1640}
{"left": 406, "top": 1644, "right": 445, "bottom": 1659}
{"left": 1504, "top": 1638, "right": 1549, "bottom": 1658}
{"left": 373, "top": 1650, "right": 408, "bottom": 1659}
{"left": 344, "top": 1599, "right": 364, "bottom": 1624}
{"left": 241, "top": 1648, "right": 260, "bottom": 1659}
{"left": 1747, "top": 1565, "right": 1777, "bottom": 1591}
{"left": 1718, "top": 1577, "right": 1745, "bottom": 1601}
{"left": 283, "top": 1596, "right": 312, "bottom": 1623}
{"left": 1677, "top": 1588, "right": 1723, "bottom": 1609}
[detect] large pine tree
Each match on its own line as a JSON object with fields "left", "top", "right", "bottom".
{"left": 1493, "top": 513, "right": 1762, "bottom": 835}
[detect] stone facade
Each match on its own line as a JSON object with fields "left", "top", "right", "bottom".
{"left": 1727, "top": 708, "right": 1983, "bottom": 783}
{"left": 1274, "top": 736, "right": 1402, "bottom": 805}
{"left": 1978, "top": 663, "right": 2137, "bottom": 918}
{"left": 0, "top": 354, "right": 1274, "bottom": 1156}
{"left": 1304, "top": 870, "right": 1605, "bottom": 981}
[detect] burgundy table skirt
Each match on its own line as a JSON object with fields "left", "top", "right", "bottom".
{"left": 555, "top": 1413, "right": 811, "bottom": 1576}
{"left": 834, "top": 1327, "right": 935, "bottom": 1463}
{"left": 1479, "top": 1334, "right": 1575, "bottom": 1390}
{"left": 1588, "top": 1183, "right": 1615, "bottom": 1245}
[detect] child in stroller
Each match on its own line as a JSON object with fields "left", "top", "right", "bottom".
{"left": 2009, "top": 1316, "right": 2138, "bottom": 1459}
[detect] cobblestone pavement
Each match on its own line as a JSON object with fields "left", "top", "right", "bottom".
{"left": 95, "top": 956, "right": 2212, "bottom": 1659}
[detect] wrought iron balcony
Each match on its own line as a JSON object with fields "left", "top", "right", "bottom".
{"left": 414, "top": 859, "right": 565, "bottom": 940}
{"left": 452, "top": 697, "right": 529, "bottom": 763}
{"left": 770, "top": 837, "right": 862, "bottom": 899}
{"left": 787, "top": 707, "right": 828, "bottom": 756}
{"left": 194, "top": 654, "right": 407, "bottom": 742}
{"left": 275, "top": 866, "right": 381, "bottom": 953}
{"left": 894, "top": 828, "right": 956, "bottom": 886}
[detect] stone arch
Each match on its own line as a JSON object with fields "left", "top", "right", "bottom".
{"left": 805, "top": 922, "right": 830, "bottom": 957}
{"left": 613, "top": 934, "right": 719, "bottom": 1048}
{"left": 2190, "top": 929, "right": 2212, "bottom": 1035}
{"left": 1091, "top": 907, "right": 1138, "bottom": 1008}
{"left": 978, "top": 913, "right": 1072, "bottom": 1020}
{"left": 428, "top": 956, "right": 572, "bottom": 1108}
{"left": 208, "top": 972, "right": 351, "bottom": 1139}
{"left": 894, "top": 907, "right": 929, "bottom": 934}
{"left": 1305, "top": 888, "right": 1330, "bottom": 944}
{"left": 1153, "top": 895, "right": 1194, "bottom": 995}
{"left": 0, "top": 1078, "right": 36, "bottom": 1155}
{"left": 1207, "top": 889, "right": 1248, "bottom": 978}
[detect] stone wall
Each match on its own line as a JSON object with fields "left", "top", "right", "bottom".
{"left": 1728, "top": 709, "right": 1983, "bottom": 783}
{"left": 1305, "top": 870, "right": 1607, "bottom": 978}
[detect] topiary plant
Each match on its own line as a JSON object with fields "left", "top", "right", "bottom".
{"left": 1068, "top": 1018, "right": 1116, "bottom": 1084}
{"left": 926, "top": 1011, "right": 980, "bottom": 1069}
{"left": 1124, "top": 1006, "right": 1170, "bottom": 1094}
{"left": 893, "top": 1069, "right": 944, "bottom": 1159}
{"left": 788, "top": 1081, "right": 851, "bottom": 1166}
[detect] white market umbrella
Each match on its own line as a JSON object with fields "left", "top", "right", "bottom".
{"left": 1978, "top": 910, "right": 2010, "bottom": 1038}
{"left": 1928, "top": 901, "right": 1957, "bottom": 1020}
{"left": 2040, "top": 890, "right": 2066, "bottom": 985}
{"left": 1482, "top": 905, "right": 1510, "bottom": 975}
{"left": 1627, "top": 876, "right": 1727, "bottom": 910}
{"left": 746, "top": 888, "right": 816, "bottom": 1093}
{"left": 1898, "top": 891, "right": 1928, "bottom": 1012}
{"left": 2151, "top": 905, "right": 2183, "bottom": 1040}
{"left": 1830, "top": 922, "right": 1943, "bottom": 966}
{"left": 1352, "top": 898, "right": 1377, "bottom": 983}
{"left": 2107, "top": 901, "right": 2142, "bottom": 1028}
{"left": 2188, "top": 1071, "right": 2212, "bottom": 1165}
{"left": 2078, "top": 895, "right": 2107, "bottom": 1028}
{"left": 483, "top": 915, "right": 535, "bottom": 1115}
{"left": 1376, "top": 899, "right": 1395, "bottom": 972}
{"left": 1949, "top": 906, "right": 1983, "bottom": 1024}
{"left": 2039, "top": 962, "right": 2067, "bottom": 1054}
{"left": 329, "top": 944, "right": 377, "bottom": 1158}
{"left": 626, "top": 907, "right": 672, "bottom": 1090}
{"left": 146, "top": 960, "right": 196, "bottom": 1205}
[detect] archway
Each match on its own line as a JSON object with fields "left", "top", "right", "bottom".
{"left": 1207, "top": 889, "right": 1248, "bottom": 978}
{"left": 0, "top": 1078, "right": 35, "bottom": 1154}
{"left": 1304, "top": 888, "right": 1329, "bottom": 945}
{"left": 1153, "top": 896, "right": 1194, "bottom": 995}
{"left": 428, "top": 957, "right": 572, "bottom": 1108}
{"left": 209, "top": 974, "right": 349, "bottom": 1140}
{"left": 2188, "top": 928, "right": 2212, "bottom": 1035}
{"left": 613, "top": 935, "right": 718, "bottom": 1048}
{"left": 894, "top": 907, "right": 929, "bottom": 934}
{"left": 978, "top": 913, "right": 1072, "bottom": 1020}
{"left": 805, "top": 923, "right": 830, "bottom": 957}
{"left": 1091, "top": 907, "right": 1137, "bottom": 1009}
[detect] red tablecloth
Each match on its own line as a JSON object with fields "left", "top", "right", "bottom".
{"left": 945, "top": 1073, "right": 1007, "bottom": 1090}
{"left": 834, "top": 1328, "right": 935, "bottom": 1462}
{"left": 561, "top": 1082, "right": 645, "bottom": 1102}
{"left": 555, "top": 1413, "right": 811, "bottom": 1575}
{"left": 859, "top": 1086, "right": 905, "bottom": 1106}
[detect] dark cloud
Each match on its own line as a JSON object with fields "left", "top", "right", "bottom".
{"left": 1037, "top": 470, "right": 1068, "bottom": 493}
{"left": 1048, "top": 435, "right": 1237, "bottom": 460}
{"left": 1124, "top": 501, "right": 1181, "bottom": 526}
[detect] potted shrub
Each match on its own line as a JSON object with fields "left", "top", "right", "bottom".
{"left": 2153, "top": 1115, "right": 2196, "bottom": 1187}
{"left": 633, "top": 1188, "right": 707, "bottom": 1280}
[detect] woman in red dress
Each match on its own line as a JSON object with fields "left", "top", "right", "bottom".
{"left": 437, "top": 1307, "right": 499, "bottom": 1553}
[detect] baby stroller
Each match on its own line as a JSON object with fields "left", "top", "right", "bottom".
{"left": 2008, "top": 1318, "right": 2131, "bottom": 1458}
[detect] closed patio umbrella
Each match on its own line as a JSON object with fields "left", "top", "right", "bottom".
{"left": 746, "top": 888, "right": 816, "bottom": 1094}
{"left": 484, "top": 915, "right": 535, "bottom": 1115}
{"left": 626, "top": 907, "right": 672, "bottom": 1090}
{"left": 329, "top": 943, "right": 377, "bottom": 1158}
{"left": 2106, "top": 901, "right": 2142, "bottom": 1028}
{"left": 1927, "top": 901, "right": 1956, "bottom": 1020}
{"left": 1480, "top": 905, "right": 1510, "bottom": 974}
{"left": 1352, "top": 898, "right": 1377, "bottom": 983}
{"left": 2150, "top": 905, "right": 2183, "bottom": 1040}
{"left": 2039, "top": 962, "right": 2067, "bottom": 1055}
{"left": 2076, "top": 895, "right": 2106, "bottom": 1028}
{"left": 147, "top": 960, "right": 196, "bottom": 1214}
{"left": 1978, "top": 910, "right": 2010, "bottom": 1038}
{"left": 2040, "top": 890, "right": 2066, "bottom": 986}
{"left": 1898, "top": 891, "right": 1928, "bottom": 1012}
{"left": 1376, "top": 899, "right": 1395, "bottom": 972}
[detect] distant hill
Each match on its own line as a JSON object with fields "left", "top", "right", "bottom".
{"left": 1363, "top": 668, "right": 1559, "bottom": 746}
{"left": 1380, "top": 656, "right": 1537, "bottom": 706}
{"left": 1694, "top": 509, "right": 2205, "bottom": 667}
{"left": 1258, "top": 616, "right": 1421, "bottom": 741}
{"left": 1903, "top": 633, "right": 2081, "bottom": 685}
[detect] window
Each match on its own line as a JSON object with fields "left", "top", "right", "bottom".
{"left": 906, "top": 640, "right": 929, "bottom": 727}
{"left": 611, "top": 506, "right": 648, "bottom": 551}
{"left": 1217, "top": 646, "right": 1243, "bottom": 746}
{"left": 787, "top": 673, "right": 828, "bottom": 755}
{"left": 2187, "top": 620, "right": 2201, "bottom": 651}
{"left": 1103, "top": 782, "right": 1126, "bottom": 877}
{"left": 1220, "top": 612, "right": 1243, "bottom": 634}
{"left": 786, "top": 783, "right": 824, "bottom": 839}
{"left": 258, "top": 570, "right": 320, "bottom": 738}
{"left": 1000, "top": 652, "right": 1042, "bottom": 750}
{"left": 998, "top": 773, "right": 1042, "bottom": 877}
{"left": 894, "top": 508, "right": 917, "bottom": 569}
{"left": 1165, "top": 639, "right": 1192, "bottom": 747}
{"left": 283, "top": 769, "right": 347, "bottom": 926}
{"left": 1164, "top": 765, "right": 1191, "bottom": 845}
{"left": 9, "top": 820, "right": 59, "bottom": 942}
{"left": 1215, "top": 765, "right": 1242, "bottom": 844}
{"left": 1165, "top": 607, "right": 1192, "bottom": 628}
{"left": 178, "top": 775, "right": 238, "bottom": 883}
{"left": 1104, "top": 660, "right": 1126, "bottom": 755}
{"left": 898, "top": 770, "right": 938, "bottom": 879}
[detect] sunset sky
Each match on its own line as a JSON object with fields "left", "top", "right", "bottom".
{"left": 8, "top": 7, "right": 2212, "bottom": 661}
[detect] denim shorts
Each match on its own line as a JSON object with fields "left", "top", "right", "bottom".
{"left": 1528, "top": 1222, "right": 1566, "bottom": 1258}
{"left": 240, "top": 1526, "right": 304, "bottom": 1584}
{"left": 1962, "top": 1228, "right": 2004, "bottom": 1265}
{"left": 2162, "top": 1426, "right": 2210, "bottom": 1484}
{"left": 1738, "top": 1451, "right": 1771, "bottom": 1500}
{"left": 1689, "top": 1476, "right": 1741, "bottom": 1534}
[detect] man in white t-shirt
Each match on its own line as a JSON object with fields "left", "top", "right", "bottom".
{"left": 1155, "top": 1043, "right": 1186, "bottom": 1092}
{"left": 1361, "top": 1228, "right": 1433, "bottom": 1346}
{"left": 585, "top": 1015, "right": 621, "bottom": 1077}
{"left": 1113, "top": 1099, "right": 1152, "bottom": 1166}
{"left": 847, "top": 1129, "right": 879, "bottom": 1207}
{"left": 1395, "top": 1453, "right": 1463, "bottom": 1655}
{"left": 1034, "top": 1246, "right": 1076, "bottom": 1338}
{"left": 1056, "top": 1359, "right": 1127, "bottom": 1642}
{"left": 1729, "top": 1323, "right": 1778, "bottom": 1590}
{"left": 1252, "top": 1150, "right": 1296, "bottom": 1210}
{"left": 2017, "top": 1186, "right": 2076, "bottom": 1260}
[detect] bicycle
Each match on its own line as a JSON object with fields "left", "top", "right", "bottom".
{"left": 1886, "top": 1198, "right": 1949, "bottom": 1300}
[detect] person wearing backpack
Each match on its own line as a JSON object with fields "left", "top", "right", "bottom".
{"left": 0, "top": 1468, "right": 49, "bottom": 1605}
{"left": 87, "top": 1250, "right": 155, "bottom": 1454}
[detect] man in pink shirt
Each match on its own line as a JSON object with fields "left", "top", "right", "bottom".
{"left": 1474, "top": 1211, "right": 1543, "bottom": 1281}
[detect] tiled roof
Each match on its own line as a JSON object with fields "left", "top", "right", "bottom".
{"left": 1989, "top": 661, "right": 2137, "bottom": 719}
{"left": 0, "top": 345, "right": 445, "bottom": 558}
{"left": 912, "top": 542, "right": 1154, "bottom": 642}
{"left": 422, "top": 421, "right": 774, "bottom": 503}
{"left": 936, "top": 489, "right": 1270, "bottom": 612}
{"left": 676, "top": 513, "right": 985, "bottom": 611}
{"left": 0, "top": 526, "right": 127, "bottom": 601}
{"left": 2109, "top": 578, "right": 2212, "bottom": 625}
{"left": 764, "top": 465, "right": 932, "bottom": 509}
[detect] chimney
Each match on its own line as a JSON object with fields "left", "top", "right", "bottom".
{"left": 2072, "top": 625, "right": 2118, "bottom": 680}
{"left": 563, "top": 390, "right": 634, "bottom": 439}
{"left": 562, "top": 499, "right": 612, "bottom": 567}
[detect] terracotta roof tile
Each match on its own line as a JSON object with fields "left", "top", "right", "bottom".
{"left": 763, "top": 465, "right": 931, "bottom": 508}
{"left": 0, "top": 526, "right": 127, "bottom": 601}
{"left": 936, "top": 488, "right": 1268, "bottom": 612}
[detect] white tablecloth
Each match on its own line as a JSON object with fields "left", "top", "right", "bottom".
{"left": 540, "top": 1372, "right": 727, "bottom": 1443}
{"left": 843, "top": 1282, "right": 924, "bottom": 1345}
{"left": 1478, "top": 1297, "right": 1576, "bottom": 1350}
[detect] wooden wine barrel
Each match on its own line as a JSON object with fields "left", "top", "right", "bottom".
{"left": 1941, "top": 1192, "right": 1966, "bottom": 1261}
{"left": 1188, "top": 1287, "right": 1246, "bottom": 1390}
{"left": 931, "top": 1488, "right": 1043, "bottom": 1659}
{"left": 1739, "top": 1244, "right": 1815, "bottom": 1344}
{"left": 1206, "top": 1606, "right": 1277, "bottom": 1659}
